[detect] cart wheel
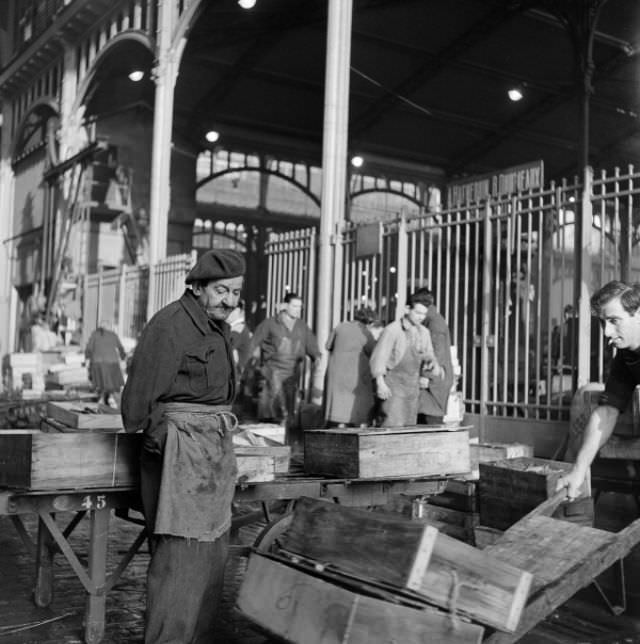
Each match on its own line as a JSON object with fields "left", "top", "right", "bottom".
{"left": 254, "top": 513, "right": 293, "bottom": 553}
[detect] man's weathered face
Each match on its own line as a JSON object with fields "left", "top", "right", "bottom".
{"left": 193, "top": 276, "right": 244, "bottom": 321}
{"left": 406, "top": 303, "right": 428, "bottom": 326}
{"left": 284, "top": 298, "right": 303, "bottom": 319}
{"left": 600, "top": 297, "right": 640, "bottom": 351}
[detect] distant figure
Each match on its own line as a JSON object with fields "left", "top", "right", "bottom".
{"left": 370, "top": 290, "right": 442, "bottom": 427}
{"left": 250, "top": 292, "right": 320, "bottom": 443}
{"left": 324, "top": 307, "right": 379, "bottom": 427}
{"left": 85, "top": 320, "right": 126, "bottom": 405}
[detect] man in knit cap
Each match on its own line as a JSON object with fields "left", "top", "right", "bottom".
{"left": 122, "top": 248, "right": 245, "bottom": 644}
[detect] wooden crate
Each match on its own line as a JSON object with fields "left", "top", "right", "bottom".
{"left": 46, "top": 401, "right": 123, "bottom": 430}
{"left": 234, "top": 445, "right": 290, "bottom": 475}
{"left": 0, "top": 430, "right": 139, "bottom": 490}
{"left": 468, "top": 442, "right": 534, "bottom": 479}
{"left": 479, "top": 457, "right": 589, "bottom": 530}
{"left": 0, "top": 430, "right": 276, "bottom": 490}
{"left": 279, "top": 497, "right": 531, "bottom": 633}
{"left": 238, "top": 553, "right": 485, "bottom": 644}
{"left": 304, "top": 426, "right": 470, "bottom": 479}
{"left": 235, "top": 454, "right": 275, "bottom": 483}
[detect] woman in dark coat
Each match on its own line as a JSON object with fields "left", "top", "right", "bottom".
{"left": 324, "top": 307, "right": 380, "bottom": 427}
{"left": 85, "top": 320, "right": 126, "bottom": 405}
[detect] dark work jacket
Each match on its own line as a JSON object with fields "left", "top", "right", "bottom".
{"left": 419, "top": 307, "right": 454, "bottom": 416}
{"left": 601, "top": 348, "right": 640, "bottom": 412}
{"left": 121, "top": 289, "right": 235, "bottom": 433}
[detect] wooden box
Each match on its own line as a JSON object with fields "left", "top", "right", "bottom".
{"left": 235, "top": 445, "right": 290, "bottom": 475}
{"left": 479, "top": 457, "right": 588, "bottom": 530}
{"left": 237, "top": 553, "right": 485, "bottom": 644}
{"left": 0, "top": 430, "right": 276, "bottom": 490}
{"left": 0, "top": 430, "right": 139, "bottom": 490}
{"left": 304, "top": 426, "right": 470, "bottom": 479}
{"left": 235, "top": 454, "right": 275, "bottom": 483}
{"left": 468, "top": 442, "right": 534, "bottom": 479}
{"left": 46, "top": 401, "right": 123, "bottom": 431}
{"left": 281, "top": 497, "right": 530, "bottom": 633}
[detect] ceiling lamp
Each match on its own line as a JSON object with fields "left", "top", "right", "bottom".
{"left": 508, "top": 86, "right": 524, "bottom": 102}
{"left": 205, "top": 130, "right": 220, "bottom": 143}
{"left": 238, "top": 0, "right": 257, "bottom": 8}
{"left": 351, "top": 155, "right": 364, "bottom": 168}
{"left": 128, "top": 70, "right": 144, "bottom": 82}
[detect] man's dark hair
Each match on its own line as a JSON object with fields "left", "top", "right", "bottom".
{"left": 591, "top": 280, "right": 640, "bottom": 316}
{"left": 407, "top": 290, "right": 432, "bottom": 309}
{"left": 284, "top": 292, "right": 301, "bottom": 304}
{"left": 353, "top": 306, "right": 377, "bottom": 324}
{"left": 411, "top": 287, "right": 435, "bottom": 307}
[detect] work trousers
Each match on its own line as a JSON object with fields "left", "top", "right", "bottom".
{"left": 145, "top": 532, "right": 229, "bottom": 644}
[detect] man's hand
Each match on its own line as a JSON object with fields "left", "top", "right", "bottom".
{"left": 377, "top": 379, "right": 392, "bottom": 400}
{"left": 419, "top": 376, "right": 430, "bottom": 389}
{"left": 424, "top": 360, "right": 443, "bottom": 379}
{"left": 555, "top": 467, "right": 586, "bottom": 501}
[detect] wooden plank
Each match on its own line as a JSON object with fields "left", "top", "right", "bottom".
{"left": 237, "top": 553, "right": 484, "bottom": 644}
{"left": 304, "top": 426, "right": 470, "bottom": 478}
{"left": 281, "top": 497, "right": 436, "bottom": 587}
{"left": 484, "top": 515, "right": 640, "bottom": 644}
{"left": 46, "top": 402, "right": 123, "bottom": 430}
{"left": 280, "top": 497, "right": 531, "bottom": 633}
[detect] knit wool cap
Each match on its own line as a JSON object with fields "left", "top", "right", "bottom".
{"left": 185, "top": 249, "right": 246, "bottom": 284}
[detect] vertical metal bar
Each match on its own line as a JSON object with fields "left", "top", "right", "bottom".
{"left": 396, "top": 211, "right": 408, "bottom": 316}
{"left": 479, "top": 202, "right": 493, "bottom": 437}
{"left": 577, "top": 167, "right": 593, "bottom": 387}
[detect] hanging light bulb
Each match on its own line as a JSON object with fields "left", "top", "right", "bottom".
{"left": 351, "top": 155, "right": 364, "bottom": 168}
{"left": 508, "top": 86, "right": 524, "bottom": 102}
{"left": 128, "top": 70, "right": 144, "bottom": 82}
{"left": 238, "top": 0, "right": 257, "bottom": 8}
{"left": 205, "top": 130, "right": 220, "bottom": 143}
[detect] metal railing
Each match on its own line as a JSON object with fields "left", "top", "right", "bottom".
{"left": 264, "top": 164, "right": 640, "bottom": 420}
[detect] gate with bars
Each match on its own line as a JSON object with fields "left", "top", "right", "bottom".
{"left": 267, "top": 165, "right": 640, "bottom": 420}
{"left": 82, "top": 251, "right": 196, "bottom": 343}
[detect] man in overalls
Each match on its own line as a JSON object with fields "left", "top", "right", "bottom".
{"left": 122, "top": 248, "right": 245, "bottom": 644}
{"left": 370, "top": 290, "right": 443, "bottom": 427}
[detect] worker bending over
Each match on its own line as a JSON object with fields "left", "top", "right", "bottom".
{"left": 558, "top": 280, "right": 640, "bottom": 500}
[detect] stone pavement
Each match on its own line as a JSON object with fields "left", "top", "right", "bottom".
{"left": 2, "top": 494, "right": 640, "bottom": 643}
{"left": 0, "top": 511, "right": 269, "bottom": 644}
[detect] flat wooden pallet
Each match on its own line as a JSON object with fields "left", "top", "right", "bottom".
{"left": 483, "top": 493, "right": 640, "bottom": 643}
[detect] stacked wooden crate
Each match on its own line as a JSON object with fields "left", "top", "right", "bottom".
{"left": 420, "top": 478, "right": 479, "bottom": 544}
{"left": 409, "top": 443, "right": 533, "bottom": 544}
{"left": 237, "top": 497, "right": 532, "bottom": 643}
{"left": 478, "top": 456, "right": 592, "bottom": 530}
